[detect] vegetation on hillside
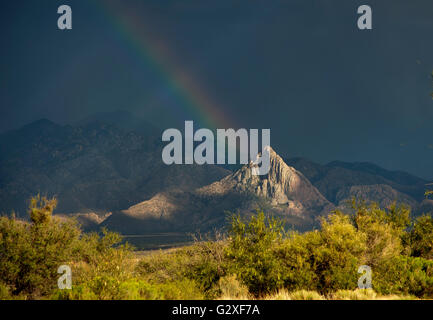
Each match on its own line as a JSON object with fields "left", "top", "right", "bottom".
{"left": 0, "top": 196, "right": 432, "bottom": 300}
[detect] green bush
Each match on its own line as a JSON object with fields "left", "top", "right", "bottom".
{"left": 408, "top": 215, "right": 433, "bottom": 260}
{"left": 2, "top": 196, "right": 433, "bottom": 300}
{"left": 374, "top": 255, "right": 433, "bottom": 298}
{"left": 0, "top": 282, "right": 13, "bottom": 300}
{"left": 136, "top": 239, "right": 227, "bottom": 298}
{"left": 225, "top": 211, "right": 285, "bottom": 296}
{"left": 274, "top": 232, "right": 319, "bottom": 291}
{"left": 52, "top": 278, "right": 204, "bottom": 300}
{"left": 0, "top": 195, "right": 133, "bottom": 299}
{"left": 277, "top": 213, "right": 366, "bottom": 293}
{"left": 351, "top": 201, "right": 410, "bottom": 267}
{"left": 72, "top": 229, "right": 134, "bottom": 286}
{"left": 0, "top": 196, "right": 81, "bottom": 297}
{"left": 216, "top": 274, "right": 250, "bottom": 299}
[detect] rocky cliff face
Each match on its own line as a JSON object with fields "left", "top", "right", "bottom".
{"left": 197, "top": 147, "right": 332, "bottom": 215}
{"left": 103, "top": 147, "right": 334, "bottom": 234}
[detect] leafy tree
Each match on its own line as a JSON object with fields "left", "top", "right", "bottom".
{"left": 136, "top": 237, "right": 227, "bottom": 299}
{"left": 374, "top": 255, "right": 433, "bottom": 297}
{"left": 0, "top": 196, "right": 81, "bottom": 297}
{"left": 408, "top": 214, "right": 433, "bottom": 260}
{"left": 225, "top": 210, "right": 285, "bottom": 296}
{"left": 29, "top": 195, "right": 57, "bottom": 224}
{"left": 0, "top": 195, "right": 132, "bottom": 299}
{"left": 278, "top": 213, "right": 366, "bottom": 293}
{"left": 350, "top": 200, "right": 409, "bottom": 267}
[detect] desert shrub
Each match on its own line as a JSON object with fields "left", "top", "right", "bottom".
{"left": 0, "top": 196, "right": 81, "bottom": 297}
{"left": 0, "top": 282, "right": 13, "bottom": 300}
{"left": 373, "top": 255, "right": 433, "bottom": 298}
{"left": 351, "top": 200, "right": 411, "bottom": 231}
{"left": 72, "top": 229, "right": 135, "bottom": 284}
{"left": 314, "top": 213, "right": 366, "bottom": 292}
{"left": 350, "top": 201, "right": 409, "bottom": 267}
{"left": 0, "top": 196, "right": 134, "bottom": 299}
{"left": 3, "top": 196, "right": 433, "bottom": 300}
{"left": 277, "top": 213, "right": 366, "bottom": 293}
{"left": 275, "top": 231, "right": 320, "bottom": 291}
{"left": 51, "top": 228, "right": 136, "bottom": 300}
{"left": 183, "top": 239, "right": 227, "bottom": 295}
{"left": 408, "top": 214, "right": 433, "bottom": 260}
{"left": 225, "top": 211, "right": 285, "bottom": 296}
{"left": 136, "top": 250, "right": 185, "bottom": 282}
{"left": 155, "top": 279, "right": 205, "bottom": 300}
{"left": 53, "top": 275, "right": 132, "bottom": 300}
{"left": 136, "top": 239, "right": 227, "bottom": 298}
{"left": 29, "top": 196, "right": 57, "bottom": 224}
{"left": 51, "top": 283, "right": 98, "bottom": 300}
{"left": 52, "top": 277, "right": 204, "bottom": 300}
{"left": 216, "top": 275, "right": 250, "bottom": 300}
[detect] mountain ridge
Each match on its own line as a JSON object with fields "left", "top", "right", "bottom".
{"left": 0, "top": 119, "right": 230, "bottom": 216}
{"left": 102, "top": 147, "right": 334, "bottom": 234}
{"left": 285, "top": 157, "right": 428, "bottom": 203}
{"left": 0, "top": 118, "right": 431, "bottom": 234}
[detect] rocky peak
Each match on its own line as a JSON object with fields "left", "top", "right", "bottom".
{"left": 199, "top": 147, "right": 331, "bottom": 212}
{"left": 103, "top": 147, "right": 335, "bottom": 234}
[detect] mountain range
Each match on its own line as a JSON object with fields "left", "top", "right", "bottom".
{"left": 102, "top": 147, "right": 334, "bottom": 233}
{"left": 0, "top": 119, "right": 229, "bottom": 218}
{"left": 0, "top": 116, "right": 431, "bottom": 235}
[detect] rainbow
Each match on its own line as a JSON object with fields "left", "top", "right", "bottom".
{"left": 92, "top": 0, "right": 236, "bottom": 130}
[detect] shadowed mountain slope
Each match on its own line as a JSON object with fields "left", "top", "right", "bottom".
{"left": 285, "top": 157, "right": 428, "bottom": 205}
{"left": 0, "top": 119, "right": 230, "bottom": 217}
{"left": 102, "top": 147, "right": 334, "bottom": 234}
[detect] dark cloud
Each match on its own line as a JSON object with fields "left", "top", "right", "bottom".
{"left": 0, "top": 0, "right": 432, "bottom": 178}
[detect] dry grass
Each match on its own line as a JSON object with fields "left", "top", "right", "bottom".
{"left": 216, "top": 275, "right": 251, "bottom": 300}
{"left": 288, "top": 290, "right": 325, "bottom": 300}
{"left": 328, "top": 289, "right": 416, "bottom": 300}
{"left": 262, "top": 289, "right": 325, "bottom": 300}
{"left": 218, "top": 288, "right": 417, "bottom": 300}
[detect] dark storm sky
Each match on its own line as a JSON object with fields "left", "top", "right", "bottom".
{"left": 1, "top": 0, "right": 433, "bottom": 179}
